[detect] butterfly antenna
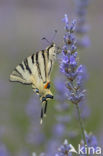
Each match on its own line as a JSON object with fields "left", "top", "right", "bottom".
{"left": 44, "top": 101, "right": 48, "bottom": 117}
{"left": 41, "top": 37, "right": 51, "bottom": 44}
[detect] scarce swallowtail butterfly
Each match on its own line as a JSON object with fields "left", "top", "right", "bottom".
{"left": 10, "top": 42, "right": 60, "bottom": 124}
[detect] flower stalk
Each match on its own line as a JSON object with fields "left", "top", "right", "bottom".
{"left": 76, "top": 103, "right": 87, "bottom": 146}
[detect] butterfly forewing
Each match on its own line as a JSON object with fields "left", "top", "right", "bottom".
{"left": 10, "top": 55, "right": 36, "bottom": 85}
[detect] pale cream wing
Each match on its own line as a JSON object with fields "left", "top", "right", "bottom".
{"left": 10, "top": 54, "right": 37, "bottom": 85}
{"left": 45, "top": 44, "right": 56, "bottom": 82}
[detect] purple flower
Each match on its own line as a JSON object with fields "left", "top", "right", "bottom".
{"left": 55, "top": 102, "right": 69, "bottom": 112}
{"left": 56, "top": 115, "right": 71, "bottom": 123}
{"left": 25, "top": 95, "right": 45, "bottom": 145}
{"left": 67, "top": 131, "right": 78, "bottom": 139}
{"left": 26, "top": 124, "right": 45, "bottom": 145}
{"left": 78, "top": 36, "right": 91, "bottom": 48}
{"left": 74, "top": 0, "right": 90, "bottom": 48}
{"left": 54, "top": 77, "right": 66, "bottom": 94}
{"left": 69, "top": 55, "right": 77, "bottom": 67}
{"left": 85, "top": 132, "right": 98, "bottom": 148}
{"left": 46, "top": 139, "right": 60, "bottom": 156}
{"left": 52, "top": 123, "right": 66, "bottom": 137}
{"left": 54, "top": 76, "right": 69, "bottom": 111}
{"left": 78, "top": 101, "right": 90, "bottom": 119}
{"left": 60, "top": 14, "right": 88, "bottom": 107}
{"left": 0, "top": 144, "right": 10, "bottom": 156}
{"left": 26, "top": 95, "right": 40, "bottom": 120}
{"left": 55, "top": 140, "right": 72, "bottom": 156}
{"left": 63, "top": 14, "right": 69, "bottom": 31}
{"left": 80, "top": 131, "right": 98, "bottom": 155}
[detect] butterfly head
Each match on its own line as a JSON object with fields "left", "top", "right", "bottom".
{"left": 47, "top": 43, "right": 61, "bottom": 56}
{"left": 56, "top": 45, "right": 61, "bottom": 54}
{"left": 42, "top": 31, "right": 61, "bottom": 55}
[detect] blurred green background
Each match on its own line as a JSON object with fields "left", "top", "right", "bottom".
{"left": 0, "top": 0, "right": 103, "bottom": 155}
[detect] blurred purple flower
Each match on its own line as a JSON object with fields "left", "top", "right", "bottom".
{"left": 56, "top": 115, "right": 71, "bottom": 123}
{"left": 26, "top": 95, "right": 40, "bottom": 120}
{"left": 54, "top": 76, "right": 69, "bottom": 111}
{"left": 55, "top": 140, "right": 72, "bottom": 156}
{"left": 74, "top": 0, "right": 91, "bottom": 48}
{"left": 46, "top": 139, "right": 60, "bottom": 156}
{"left": 78, "top": 101, "right": 90, "bottom": 120}
{"left": 0, "top": 144, "right": 10, "bottom": 156}
{"left": 67, "top": 130, "right": 78, "bottom": 139}
{"left": 25, "top": 95, "right": 45, "bottom": 145}
{"left": 77, "top": 36, "right": 91, "bottom": 48}
{"left": 26, "top": 123, "right": 45, "bottom": 145}
{"left": 54, "top": 76, "right": 71, "bottom": 131}
{"left": 80, "top": 131, "right": 98, "bottom": 155}
{"left": 0, "top": 126, "right": 10, "bottom": 156}
{"left": 55, "top": 103, "right": 69, "bottom": 112}
{"left": 85, "top": 132, "right": 98, "bottom": 148}
{"left": 54, "top": 77, "right": 66, "bottom": 93}
{"left": 52, "top": 123, "right": 66, "bottom": 138}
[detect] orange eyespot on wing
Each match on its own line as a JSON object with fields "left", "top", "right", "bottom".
{"left": 44, "top": 82, "right": 50, "bottom": 89}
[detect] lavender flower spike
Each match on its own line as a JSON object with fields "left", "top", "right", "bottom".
{"left": 60, "top": 14, "right": 86, "bottom": 105}
{"left": 60, "top": 14, "right": 88, "bottom": 146}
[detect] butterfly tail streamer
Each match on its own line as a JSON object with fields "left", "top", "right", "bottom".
{"left": 40, "top": 101, "right": 48, "bottom": 124}
{"left": 40, "top": 106, "right": 44, "bottom": 125}
{"left": 44, "top": 101, "right": 48, "bottom": 117}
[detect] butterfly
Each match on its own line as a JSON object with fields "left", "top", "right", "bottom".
{"left": 10, "top": 42, "right": 60, "bottom": 124}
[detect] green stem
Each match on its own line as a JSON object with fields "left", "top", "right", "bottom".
{"left": 76, "top": 104, "right": 88, "bottom": 151}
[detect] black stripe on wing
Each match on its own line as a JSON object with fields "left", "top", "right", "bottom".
{"left": 36, "top": 52, "right": 43, "bottom": 80}
{"left": 31, "top": 54, "right": 35, "bottom": 64}
{"left": 24, "top": 58, "right": 32, "bottom": 74}
{"left": 19, "top": 63, "right": 24, "bottom": 70}
{"left": 41, "top": 50, "right": 47, "bottom": 79}
{"left": 10, "top": 68, "right": 25, "bottom": 80}
{"left": 14, "top": 68, "right": 23, "bottom": 78}
{"left": 47, "top": 44, "right": 54, "bottom": 59}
